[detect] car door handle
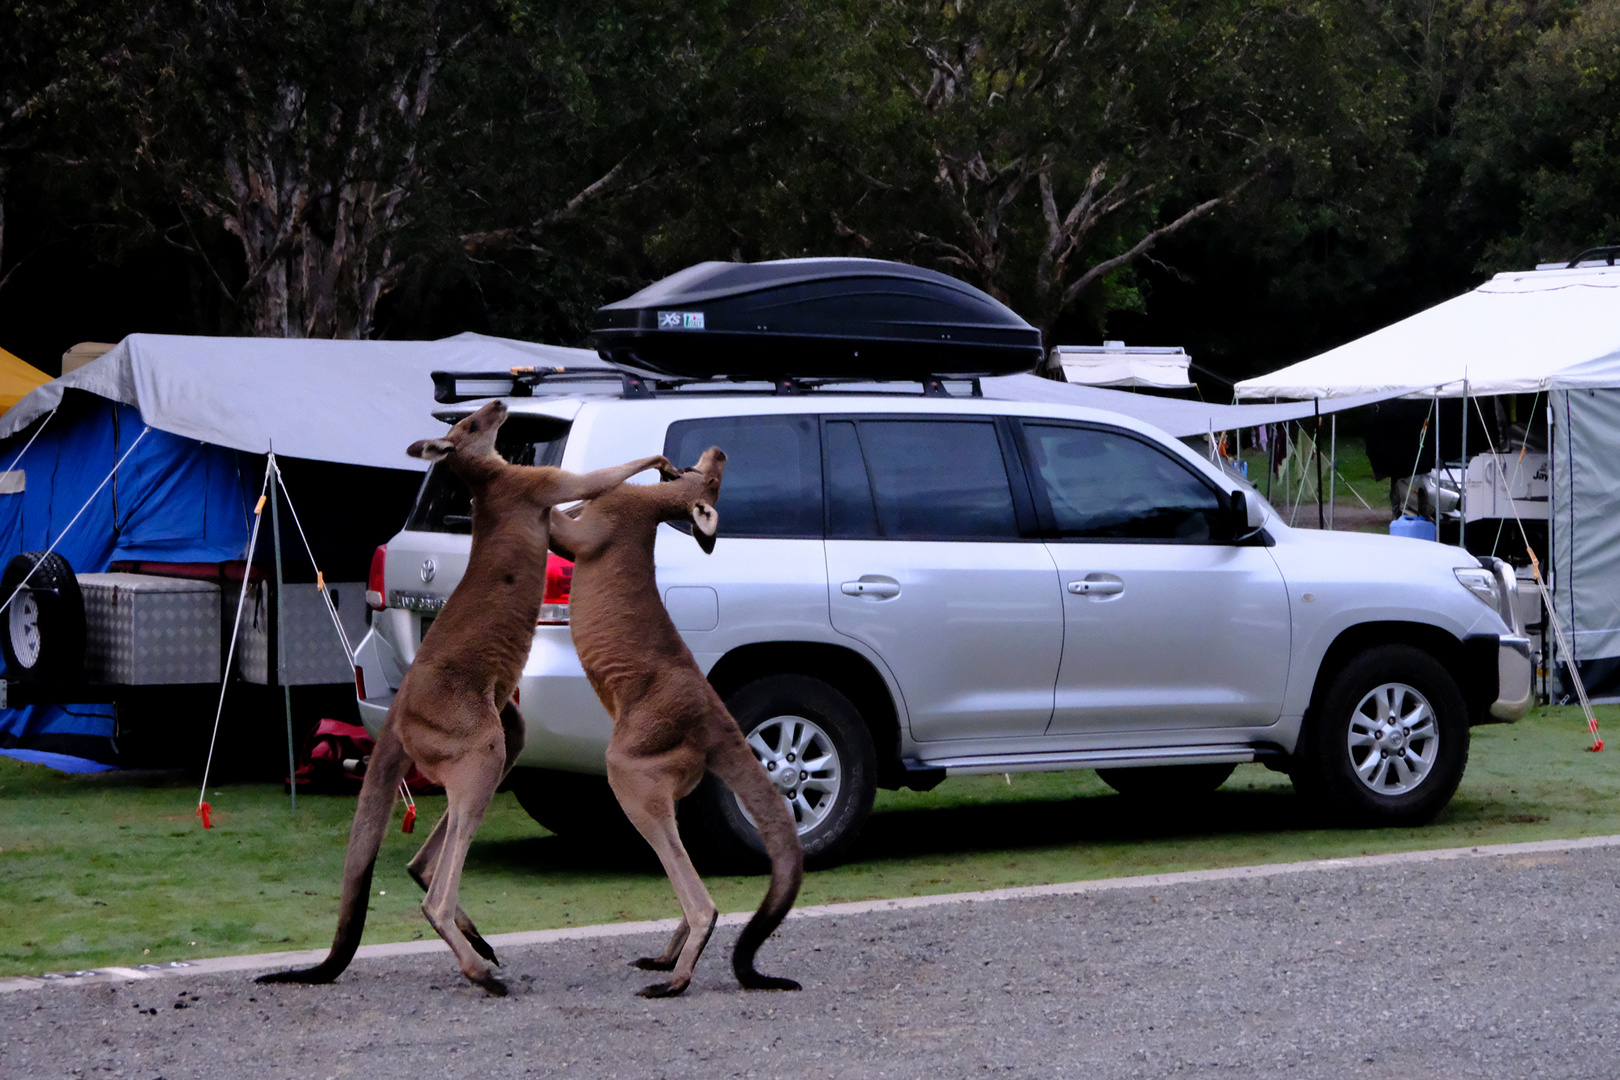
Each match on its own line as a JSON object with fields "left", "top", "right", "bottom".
{"left": 1068, "top": 579, "right": 1124, "bottom": 596}
{"left": 842, "top": 580, "right": 900, "bottom": 599}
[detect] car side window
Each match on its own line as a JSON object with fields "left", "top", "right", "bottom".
{"left": 824, "top": 418, "right": 1020, "bottom": 540}
{"left": 1021, "top": 422, "right": 1226, "bottom": 542}
{"left": 664, "top": 415, "right": 822, "bottom": 538}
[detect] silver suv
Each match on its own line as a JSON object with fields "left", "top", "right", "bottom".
{"left": 355, "top": 373, "right": 1533, "bottom": 866}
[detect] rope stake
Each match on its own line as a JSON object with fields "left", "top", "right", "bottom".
{"left": 400, "top": 780, "right": 417, "bottom": 833}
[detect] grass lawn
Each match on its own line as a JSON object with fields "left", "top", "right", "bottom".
{"left": 3, "top": 703, "right": 1617, "bottom": 978}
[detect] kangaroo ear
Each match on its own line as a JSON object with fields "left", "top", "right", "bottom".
{"left": 690, "top": 501, "right": 718, "bottom": 554}
{"left": 407, "top": 438, "right": 455, "bottom": 461}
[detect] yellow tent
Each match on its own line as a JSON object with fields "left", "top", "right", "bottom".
{"left": 0, "top": 347, "right": 52, "bottom": 412}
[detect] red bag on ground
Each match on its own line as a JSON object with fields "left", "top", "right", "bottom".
{"left": 285, "top": 718, "right": 441, "bottom": 795}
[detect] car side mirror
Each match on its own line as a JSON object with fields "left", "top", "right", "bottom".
{"left": 1231, "top": 490, "right": 1265, "bottom": 542}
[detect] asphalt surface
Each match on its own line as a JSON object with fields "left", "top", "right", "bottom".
{"left": 6, "top": 840, "right": 1620, "bottom": 1080}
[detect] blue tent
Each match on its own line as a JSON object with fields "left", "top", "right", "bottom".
{"left": 0, "top": 332, "right": 598, "bottom": 760}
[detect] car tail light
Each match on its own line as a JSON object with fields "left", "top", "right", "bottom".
{"left": 354, "top": 665, "right": 367, "bottom": 701}
{"left": 366, "top": 545, "right": 387, "bottom": 610}
{"left": 538, "top": 554, "right": 572, "bottom": 624}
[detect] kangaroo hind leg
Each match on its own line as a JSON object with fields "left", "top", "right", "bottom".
{"left": 609, "top": 755, "right": 716, "bottom": 998}
{"left": 419, "top": 745, "right": 508, "bottom": 995}
{"left": 404, "top": 702, "right": 525, "bottom": 966}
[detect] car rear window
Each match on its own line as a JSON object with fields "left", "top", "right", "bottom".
{"left": 403, "top": 414, "right": 569, "bottom": 534}
{"left": 664, "top": 415, "right": 823, "bottom": 538}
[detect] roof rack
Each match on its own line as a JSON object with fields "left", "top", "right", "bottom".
{"left": 1566, "top": 245, "right": 1620, "bottom": 268}
{"left": 431, "top": 366, "right": 659, "bottom": 403}
{"left": 429, "top": 367, "right": 986, "bottom": 404}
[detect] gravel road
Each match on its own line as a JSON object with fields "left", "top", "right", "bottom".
{"left": 5, "top": 839, "right": 1620, "bottom": 1080}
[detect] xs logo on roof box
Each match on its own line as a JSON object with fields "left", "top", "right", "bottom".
{"left": 657, "top": 311, "right": 705, "bottom": 330}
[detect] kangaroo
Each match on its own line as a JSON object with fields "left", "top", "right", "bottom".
{"left": 546, "top": 446, "right": 803, "bottom": 997}
{"left": 257, "top": 399, "right": 671, "bottom": 995}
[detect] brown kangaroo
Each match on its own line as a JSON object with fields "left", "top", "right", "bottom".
{"left": 547, "top": 446, "right": 803, "bottom": 997}
{"left": 257, "top": 399, "right": 670, "bottom": 995}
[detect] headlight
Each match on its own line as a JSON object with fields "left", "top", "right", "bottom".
{"left": 1454, "top": 567, "right": 1502, "bottom": 611}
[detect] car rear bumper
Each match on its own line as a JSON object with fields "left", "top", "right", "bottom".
{"left": 351, "top": 622, "right": 612, "bottom": 771}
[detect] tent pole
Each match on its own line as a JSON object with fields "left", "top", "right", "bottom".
{"left": 1315, "top": 400, "right": 1325, "bottom": 530}
{"left": 1329, "top": 415, "right": 1337, "bottom": 530}
{"left": 1460, "top": 379, "right": 1469, "bottom": 550}
{"left": 1265, "top": 425, "right": 1273, "bottom": 502}
{"left": 1433, "top": 388, "right": 1442, "bottom": 540}
{"left": 268, "top": 451, "right": 296, "bottom": 811}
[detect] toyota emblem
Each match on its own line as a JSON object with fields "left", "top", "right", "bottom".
{"left": 420, "top": 558, "right": 436, "bottom": 584}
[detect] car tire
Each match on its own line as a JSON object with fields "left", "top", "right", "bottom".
{"left": 507, "top": 767, "right": 642, "bottom": 849}
{"left": 682, "top": 674, "right": 877, "bottom": 873}
{"left": 1095, "top": 762, "right": 1237, "bottom": 800}
{"left": 1291, "top": 644, "right": 1469, "bottom": 826}
{"left": 0, "top": 551, "right": 86, "bottom": 682}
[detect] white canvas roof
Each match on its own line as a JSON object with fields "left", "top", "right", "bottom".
{"left": 980, "top": 374, "right": 1396, "bottom": 436}
{"left": 1236, "top": 263, "right": 1620, "bottom": 400}
{"left": 0, "top": 332, "right": 598, "bottom": 471}
{"left": 1051, "top": 343, "right": 1192, "bottom": 389}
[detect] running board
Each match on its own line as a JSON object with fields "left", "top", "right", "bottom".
{"left": 919, "top": 744, "right": 1273, "bottom": 776}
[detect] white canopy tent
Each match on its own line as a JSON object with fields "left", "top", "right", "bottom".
{"left": 1235, "top": 263, "right": 1620, "bottom": 400}
{"left": 1234, "top": 260, "right": 1620, "bottom": 701}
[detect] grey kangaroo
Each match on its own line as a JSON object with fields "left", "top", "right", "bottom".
{"left": 548, "top": 447, "right": 803, "bottom": 997}
{"left": 257, "top": 399, "right": 670, "bottom": 995}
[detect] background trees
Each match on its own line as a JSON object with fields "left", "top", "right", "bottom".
{"left": 1, "top": 0, "right": 1616, "bottom": 385}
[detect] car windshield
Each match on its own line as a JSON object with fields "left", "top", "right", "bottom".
{"left": 404, "top": 412, "right": 569, "bottom": 534}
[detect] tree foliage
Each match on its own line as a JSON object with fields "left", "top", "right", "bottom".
{"left": 2, "top": 0, "right": 1619, "bottom": 367}
{"left": 1448, "top": 0, "right": 1620, "bottom": 265}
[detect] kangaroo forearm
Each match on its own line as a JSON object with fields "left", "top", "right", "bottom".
{"left": 551, "top": 456, "right": 671, "bottom": 503}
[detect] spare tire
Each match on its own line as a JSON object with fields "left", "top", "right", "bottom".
{"left": 0, "top": 551, "right": 86, "bottom": 682}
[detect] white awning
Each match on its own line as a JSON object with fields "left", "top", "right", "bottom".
{"left": 1051, "top": 343, "right": 1192, "bottom": 389}
{"left": 1236, "top": 263, "right": 1620, "bottom": 400}
{"left": 981, "top": 374, "right": 1397, "bottom": 437}
{"left": 0, "top": 332, "right": 599, "bottom": 471}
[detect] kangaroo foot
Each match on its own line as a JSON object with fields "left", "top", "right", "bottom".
{"left": 254, "top": 965, "right": 337, "bottom": 986}
{"left": 738, "top": 971, "right": 802, "bottom": 991}
{"left": 635, "top": 977, "right": 691, "bottom": 998}
{"left": 462, "top": 926, "right": 499, "bottom": 966}
{"left": 464, "top": 966, "right": 509, "bottom": 997}
{"left": 411, "top": 866, "right": 498, "bottom": 965}
{"left": 633, "top": 956, "right": 676, "bottom": 972}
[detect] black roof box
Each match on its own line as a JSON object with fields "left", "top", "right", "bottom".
{"left": 591, "top": 258, "right": 1043, "bottom": 379}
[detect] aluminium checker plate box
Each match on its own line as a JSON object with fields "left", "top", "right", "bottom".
{"left": 233, "top": 579, "right": 368, "bottom": 686}
{"left": 78, "top": 572, "right": 221, "bottom": 685}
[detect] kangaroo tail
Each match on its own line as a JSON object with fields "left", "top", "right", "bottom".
{"left": 710, "top": 738, "right": 804, "bottom": 990}
{"left": 255, "top": 725, "right": 414, "bottom": 985}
